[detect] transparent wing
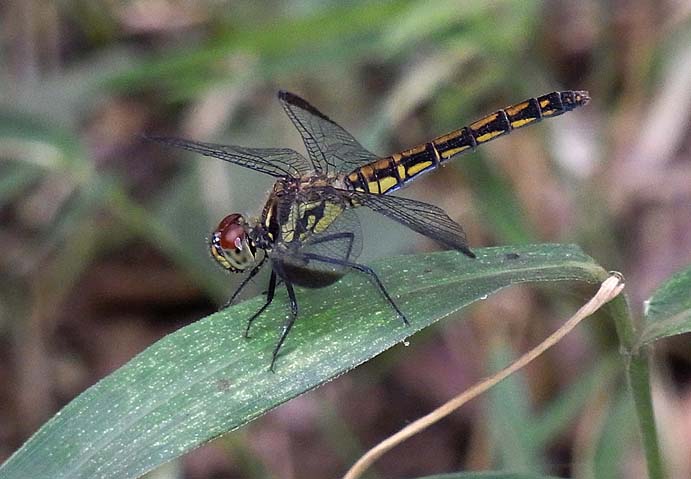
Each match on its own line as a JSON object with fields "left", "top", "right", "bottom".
{"left": 146, "top": 135, "right": 312, "bottom": 178}
{"left": 271, "top": 188, "right": 363, "bottom": 277}
{"left": 348, "top": 190, "right": 475, "bottom": 257}
{"left": 301, "top": 207, "right": 363, "bottom": 264}
{"left": 278, "top": 91, "right": 379, "bottom": 174}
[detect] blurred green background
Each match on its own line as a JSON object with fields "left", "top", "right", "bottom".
{"left": 1, "top": 1, "right": 690, "bottom": 478}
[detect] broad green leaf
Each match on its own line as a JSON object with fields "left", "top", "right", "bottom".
{"left": 0, "top": 244, "right": 606, "bottom": 479}
{"left": 638, "top": 264, "right": 691, "bottom": 346}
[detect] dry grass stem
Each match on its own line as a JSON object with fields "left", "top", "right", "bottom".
{"left": 342, "top": 273, "right": 625, "bottom": 479}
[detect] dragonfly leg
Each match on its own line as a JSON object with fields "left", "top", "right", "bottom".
{"left": 222, "top": 254, "right": 268, "bottom": 309}
{"left": 263, "top": 279, "right": 283, "bottom": 295}
{"left": 244, "top": 271, "right": 277, "bottom": 338}
{"left": 270, "top": 280, "right": 299, "bottom": 372}
{"left": 302, "top": 253, "right": 409, "bottom": 326}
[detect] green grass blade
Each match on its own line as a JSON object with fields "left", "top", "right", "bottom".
{"left": 530, "top": 355, "right": 620, "bottom": 448}
{"left": 462, "top": 158, "right": 534, "bottom": 243}
{"left": 106, "top": 1, "right": 412, "bottom": 95}
{"left": 592, "top": 390, "right": 636, "bottom": 479}
{"left": 638, "top": 264, "right": 691, "bottom": 346}
{"left": 0, "top": 244, "right": 606, "bottom": 479}
{"left": 487, "top": 342, "right": 541, "bottom": 470}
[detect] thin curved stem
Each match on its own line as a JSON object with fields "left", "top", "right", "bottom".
{"left": 342, "top": 273, "right": 625, "bottom": 479}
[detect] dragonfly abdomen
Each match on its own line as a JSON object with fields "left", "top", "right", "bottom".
{"left": 345, "top": 90, "right": 589, "bottom": 195}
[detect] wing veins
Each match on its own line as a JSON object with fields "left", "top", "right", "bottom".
{"left": 347, "top": 190, "right": 475, "bottom": 256}
{"left": 146, "top": 136, "right": 311, "bottom": 178}
{"left": 278, "top": 91, "right": 379, "bottom": 174}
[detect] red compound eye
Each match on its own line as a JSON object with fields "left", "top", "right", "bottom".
{"left": 215, "top": 213, "right": 246, "bottom": 250}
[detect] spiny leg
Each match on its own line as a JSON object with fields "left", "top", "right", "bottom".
{"left": 302, "top": 253, "right": 408, "bottom": 326}
{"left": 245, "top": 270, "right": 277, "bottom": 338}
{"left": 270, "top": 280, "right": 299, "bottom": 372}
{"left": 263, "top": 278, "right": 283, "bottom": 295}
{"left": 222, "top": 254, "right": 268, "bottom": 309}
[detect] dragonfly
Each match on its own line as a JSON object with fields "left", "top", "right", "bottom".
{"left": 149, "top": 89, "right": 589, "bottom": 370}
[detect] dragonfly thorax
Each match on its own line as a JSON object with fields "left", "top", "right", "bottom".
{"left": 210, "top": 213, "right": 258, "bottom": 272}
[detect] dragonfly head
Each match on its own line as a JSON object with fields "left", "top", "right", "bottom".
{"left": 210, "top": 213, "right": 257, "bottom": 272}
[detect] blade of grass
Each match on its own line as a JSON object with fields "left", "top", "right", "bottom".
{"left": 105, "top": 1, "right": 413, "bottom": 95}
{"left": 638, "top": 264, "right": 691, "bottom": 346}
{"left": 530, "top": 355, "right": 620, "bottom": 448}
{"left": 592, "top": 390, "right": 636, "bottom": 479}
{"left": 487, "top": 342, "right": 540, "bottom": 470}
{"left": 0, "top": 244, "right": 607, "bottom": 479}
{"left": 605, "top": 291, "right": 667, "bottom": 479}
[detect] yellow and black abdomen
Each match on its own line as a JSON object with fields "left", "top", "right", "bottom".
{"left": 345, "top": 90, "right": 589, "bottom": 194}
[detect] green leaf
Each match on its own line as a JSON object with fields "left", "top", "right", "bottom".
{"left": 638, "top": 264, "right": 691, "bottom": 346}
{"left": 0, "top": 244, "right": 605, "bottom": 479}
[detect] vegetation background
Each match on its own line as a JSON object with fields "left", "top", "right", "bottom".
{"left": 0, "top": 0, "right": 690, "bottom": 478}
